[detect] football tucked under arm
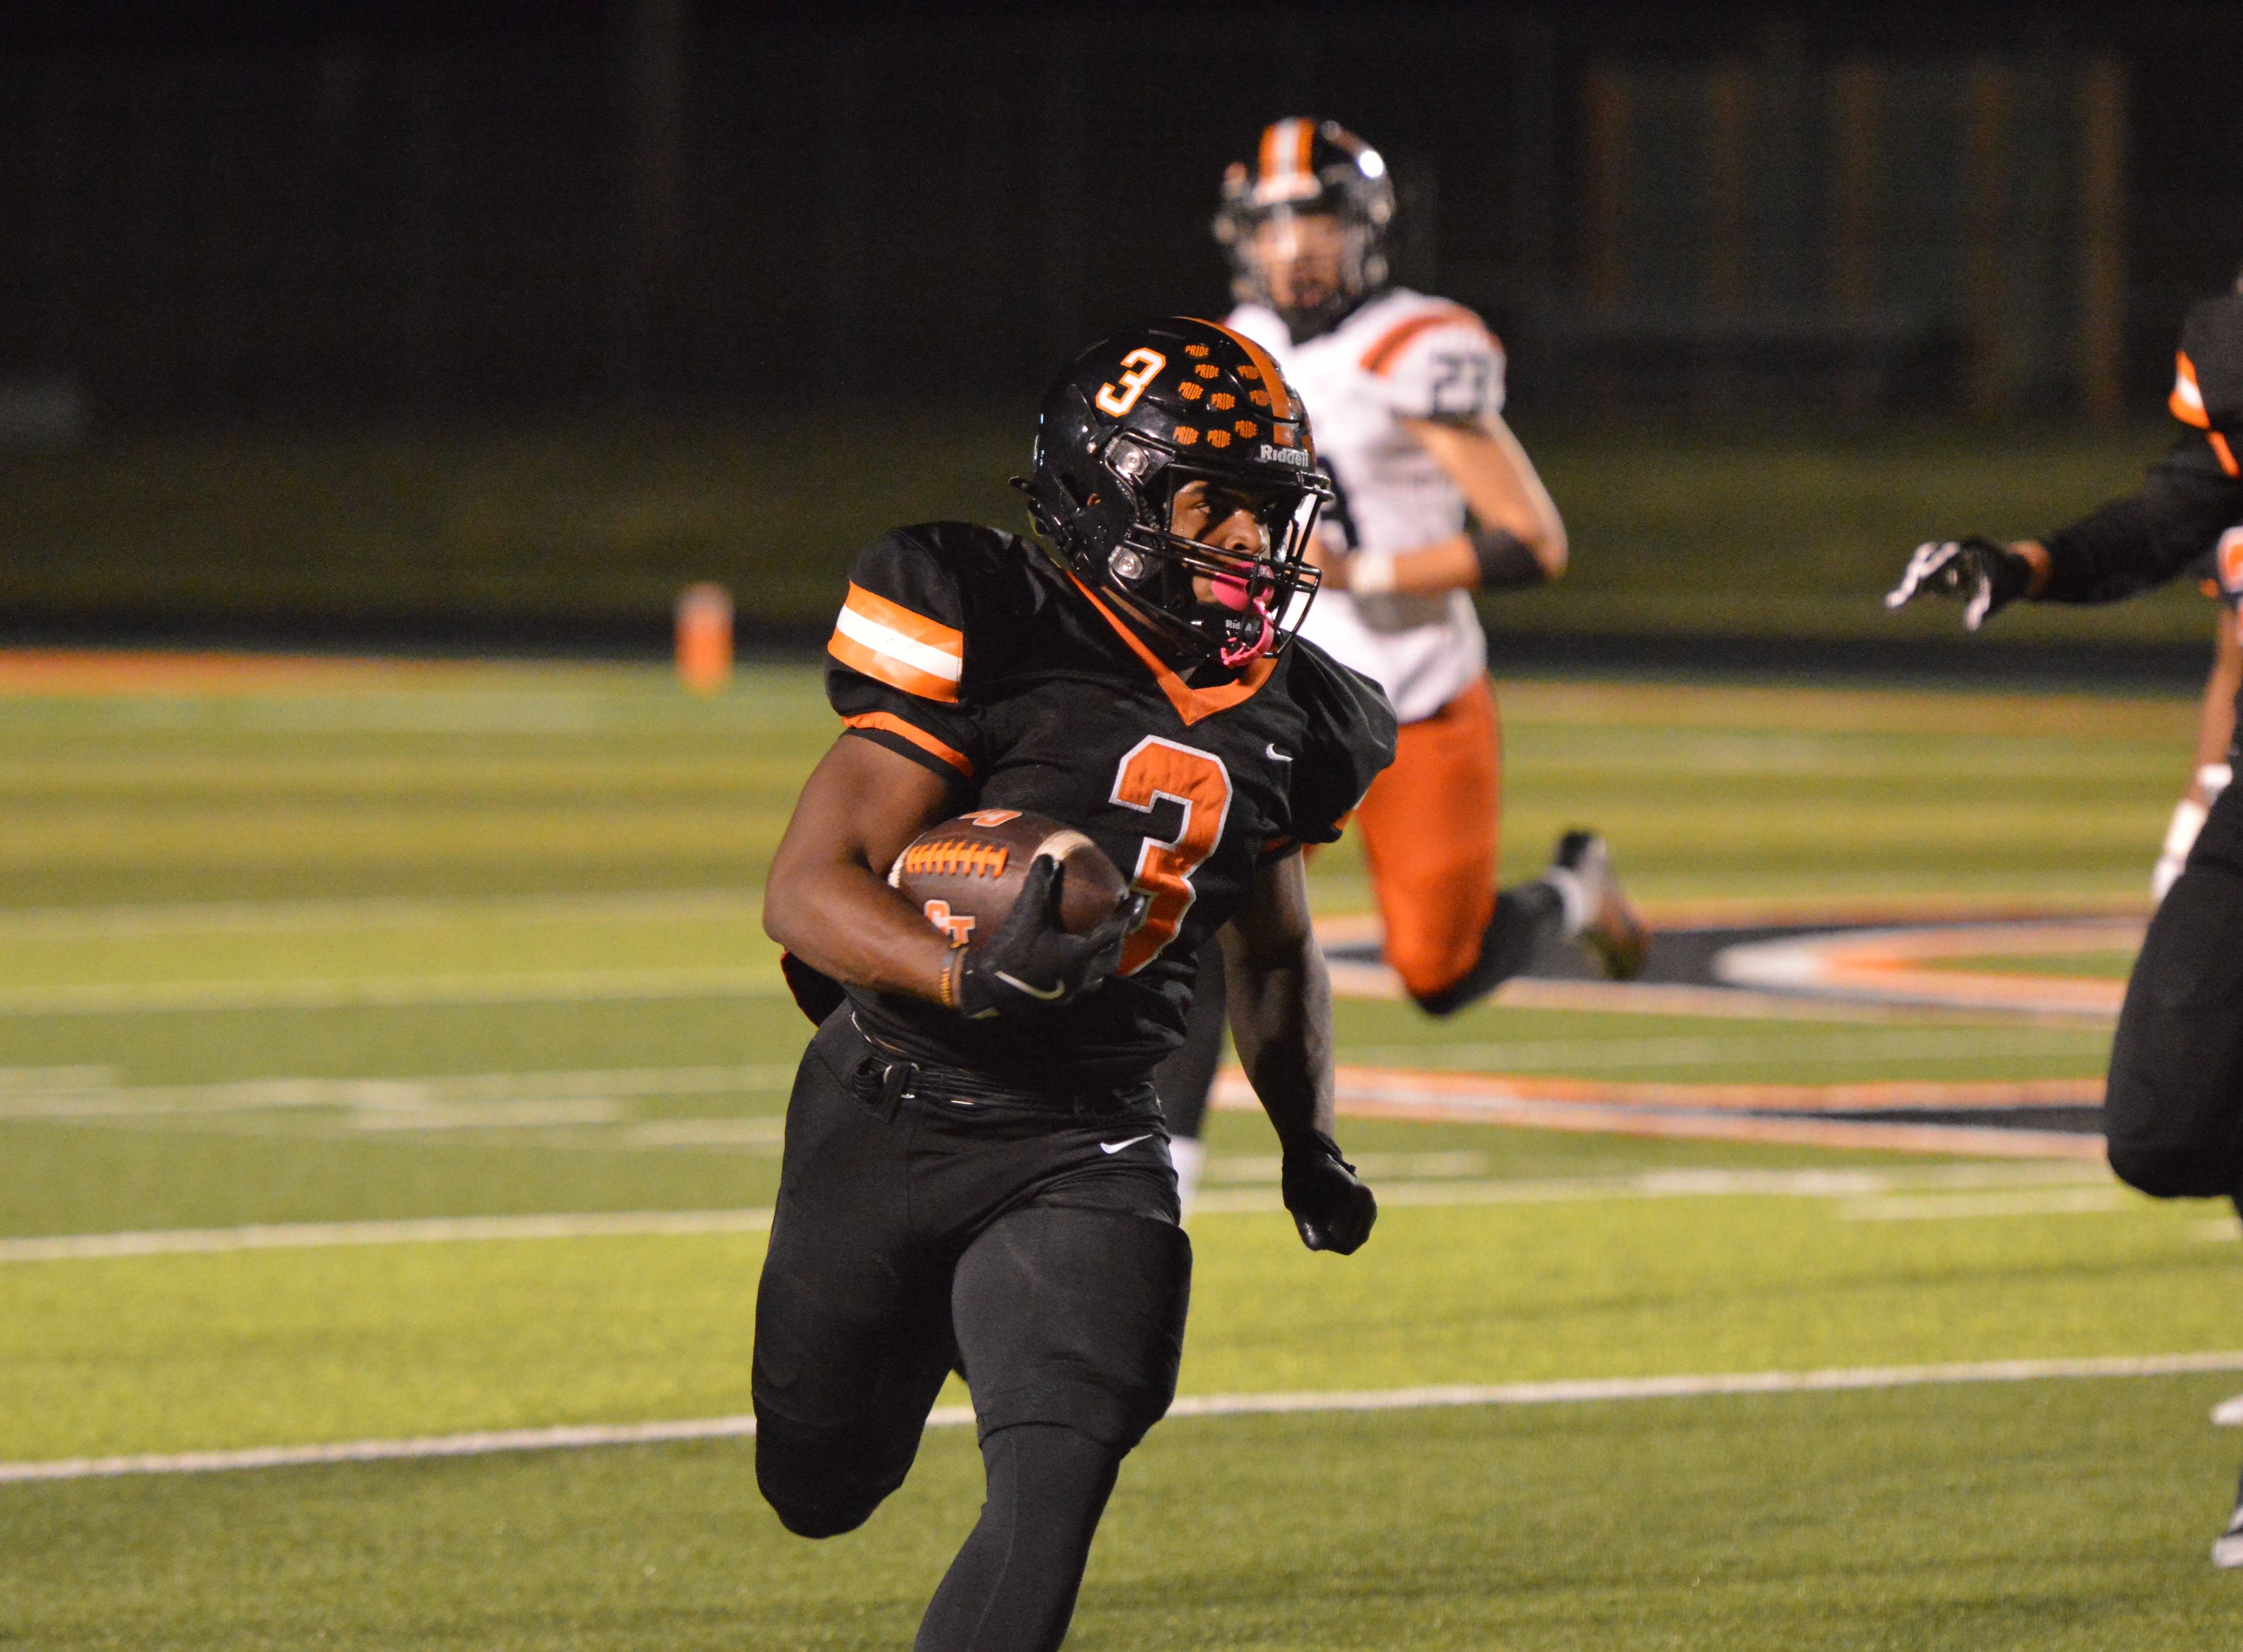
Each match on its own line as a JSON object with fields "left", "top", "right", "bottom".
{"left": 887, "top": 811, "right": 1143, "bottom": 1018}
{"left": 762, "top": 735, "right": 968, "bottom": 1007}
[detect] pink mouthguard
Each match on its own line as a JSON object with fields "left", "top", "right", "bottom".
{"left": 1218, "top": 591, "right": 1277, "bottom": 667}
{"left": 1210, "top": 571, "right": 1252, "bottom": 611}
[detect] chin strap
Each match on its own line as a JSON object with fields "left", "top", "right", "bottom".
{"left": 1218, "top": 589, "right": 1277, "bottom": 667}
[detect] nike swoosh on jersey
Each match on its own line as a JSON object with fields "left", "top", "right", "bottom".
{"left": 993, "top": 970, "right": 1065, "bottom": 1001}
{"left": 1266, "top": 742, "right": 1293, "bottom": 761}
{"left": 1099, "top": 1134, "right": 1154, "bottom": 1155}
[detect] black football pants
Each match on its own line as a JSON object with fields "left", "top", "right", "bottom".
{"left": 2106, "top": 779, "right": 2243, "bottom": 1213}
{"left": 752, "top": 1011, "right": 1192, "bottom": 1650}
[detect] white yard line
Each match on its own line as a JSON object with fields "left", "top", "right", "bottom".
{"left": 1838, "top": 1187, "right": 2135, "bottom": 1221}
{"left": 1338, "top": 1028, "right": 2107, "bottom": 1074}
{"left": 0, "top": 1209, "right": 775, "bottom": 1262}
{"left": 6, "top": 1351, "right": 2239, "bottom": 1484}
{"left": 0, "top": 1065, "right": 797, "bottom": 1120}
{"left": 0, "top": 1165, "right": 2114, "bottom": 1263}
{"left": 0, "top": 968, "right": 784, "bottom": 1016}
{"left": 0, "top": 889, "right": 765, "bottom": 938}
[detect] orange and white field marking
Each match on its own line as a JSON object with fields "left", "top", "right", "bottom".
{"left": 1713, "top": 920, "right": 2141, "bottom": 1018}
{"left": 0, "top": 650, "right": 482, "bottom": 696}
{"left": 1214, "top": 1066, "right": 2105, "bottom": 1161}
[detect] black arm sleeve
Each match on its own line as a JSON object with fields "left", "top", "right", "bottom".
{"left": 2039, "top": 433, "right": 2243, "bottom": 606}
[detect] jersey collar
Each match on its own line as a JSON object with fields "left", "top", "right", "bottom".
{"left": 1064, "top": 572, "right": 1275, "bottom": 727}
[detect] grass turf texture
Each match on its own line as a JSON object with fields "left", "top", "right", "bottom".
{"left": 0, "top": 659, "right": 2234, "bottom": 1647}
{"left": 5, "top": 1381, "right": 2240, "bottom": 1650}
{"left": 0, "top": 415, "right": 2224, "bottom": 647}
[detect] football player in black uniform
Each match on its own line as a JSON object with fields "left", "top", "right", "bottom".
{"left": 755, "top": 317, "right": 1397, "bottom": 1649}
{"left": 1886, "top": 274, "right": 2243, "bottom": 1568}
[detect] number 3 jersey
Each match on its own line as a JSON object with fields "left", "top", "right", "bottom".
{"left": 1226, "top": 289, "right": 1505, "bottom": 724}
{"left": 827, "top": 521, "right": 1397, "bottom": 1090}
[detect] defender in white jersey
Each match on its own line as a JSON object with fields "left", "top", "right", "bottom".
{"left": 1149, "top": 119, "right": 1648, "bottom": 1214}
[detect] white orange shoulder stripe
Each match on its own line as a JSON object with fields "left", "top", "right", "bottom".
{"left": 2172, "top": 352, "right": 2209, "bottom": 428}
{"left": 1359, "top": 303, "right": 1490, "bottom": 376}
{"left": 828, "top": 582, "right": 964, "bottom": 704}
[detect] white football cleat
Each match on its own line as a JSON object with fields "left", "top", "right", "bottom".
{"left": 2212, "top": 1393, "right": 2243, "bottom": 1427}
{"left": 2215, "top": 1472, "right": 2243, "bottom": 1570}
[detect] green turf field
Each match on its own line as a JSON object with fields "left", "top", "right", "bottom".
{"left": 0, "top": 417, "right": 2224, "bottom": 646}
{"left": 1, "top": 660, "right": 2235, "bottom": 1649}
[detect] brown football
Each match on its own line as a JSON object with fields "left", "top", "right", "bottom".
{"left": 889, "top": 809, "right": 1130, "bottom": 948}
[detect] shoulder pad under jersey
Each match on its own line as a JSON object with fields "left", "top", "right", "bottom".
{"left": 1348, "top": 297, "right": 1505, "bottom": 422}
{"left": 2171, "top": 293, "right": 2243, "bottom": 432}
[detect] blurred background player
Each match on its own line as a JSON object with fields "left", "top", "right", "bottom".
{"left": 1886, "top": 268, "right": 2243, "bottom": 1568}
{"left": 1152, "top": 119, "right": 1648, "bottom": 1211}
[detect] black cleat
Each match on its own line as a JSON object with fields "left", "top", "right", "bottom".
{"left": 1552, "top": 831, "right": 1648, "bottom": 981}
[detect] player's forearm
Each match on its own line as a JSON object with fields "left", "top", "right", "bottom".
{"left": 763, "top": 860, "right": 957, "bottom": 1003}
{"left": 2198, "top": 621, "right": 2243, "bottom": 778}
{"left": 2037, "top": 442, "right": 2243, "bottom": 605}
{"left": 1219, "top": 924, "right": 1337, "bottom": 1143}
{"left": 1400, "top": 413, "right": 1568, "bottom": 579}
{"left": 1348, "top": 526, "right": 1558, "bottom": 597}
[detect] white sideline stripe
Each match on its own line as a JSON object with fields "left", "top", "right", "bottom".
{"left": 832, "top": 605, "right": 963, "bottom": 682}
{"left": 0, "top": 889, "right": 765, "bottom": 939}
{"left": 0, "top": 1209, "right": 776, "bottom": 1262}
{"left": 0, "top": 1063, "right": 797, "bottom": 1120}
{"left": 0, "top": 967, "right": 783, "bottom": 1016}
{"left": 8, "top": 1352, "right": 2241, "bottom": 1484}
{"left": 0, "top": 1165, "right": 2110, "bottom": 1261}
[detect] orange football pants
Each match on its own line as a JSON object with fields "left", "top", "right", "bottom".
{"left": 1351, "top": 676, "right": 1502, "bottom": 999}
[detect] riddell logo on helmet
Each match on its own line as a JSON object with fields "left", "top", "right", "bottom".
{"left": 1259, "top": 443, "right": 1310, "bottom": 467}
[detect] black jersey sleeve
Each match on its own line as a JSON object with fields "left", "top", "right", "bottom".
{"left": 1279, "top": 642, "right": 1400, "bottom": 850}
{"left": 2039, "top": 431, "right": 2243, "bottom": 605}
{"left": 824, "top": 527, "right": 982, "bottom": 782}
{"left": 2037, "top": 294, "right": 2243, "bottom": 606}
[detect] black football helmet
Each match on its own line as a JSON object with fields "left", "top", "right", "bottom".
{"left": 1214, "top": 118, "right": 1395, "bottom": 339}
{"left": 1020, "top": 317, "right": 1330, "bottom": 669}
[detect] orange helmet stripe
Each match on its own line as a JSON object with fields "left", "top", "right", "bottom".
{"left": 1189, "top": 318, "right": 1296, "bottom": 422}
{"left": 1260, "top": 117, "right": 1315, "bottom": 181}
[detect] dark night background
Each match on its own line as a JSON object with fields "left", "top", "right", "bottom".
{"left": 5, "top": 1, "right": 2240, "bottom": 426}
{"left": 4, "top": 1, "right": 2241, "bottom": 667}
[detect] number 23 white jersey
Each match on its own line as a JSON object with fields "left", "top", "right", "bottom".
{"left": 1227, "top": 289, "right": 1503, "bottom": 724}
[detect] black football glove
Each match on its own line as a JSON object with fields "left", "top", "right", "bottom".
{"left": 1280, "top": 1129, "right": 1377, "bottom": 1255}
{"left": 1884, "top": 536, "right": 2034, "bottom": 631}
{"left": 949, "top": 855, "right": 1148, "bottom": 1020}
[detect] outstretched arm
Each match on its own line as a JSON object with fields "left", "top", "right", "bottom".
{"left": 1320, "top": 413, "right": 1567, "bottom": 598}
{"left": 1221, "top": 852, "right": 1375, "bottom": 1253}
{"left": 1890, "top": 436, "right": 2243, "bottom": 629}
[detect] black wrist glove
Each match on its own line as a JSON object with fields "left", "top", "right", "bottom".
{"left": 1467, "top": 525, "right": 1548, "bottom": 590}
{"left": 1884, "top": 536, "right": 2034, "bottom": 631}
{"left": 947, "top": 854, "right": 1148, "bottom": 1020}
{"left": 1279, "top": 1129, "right": 1377, "bottom": 1254}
